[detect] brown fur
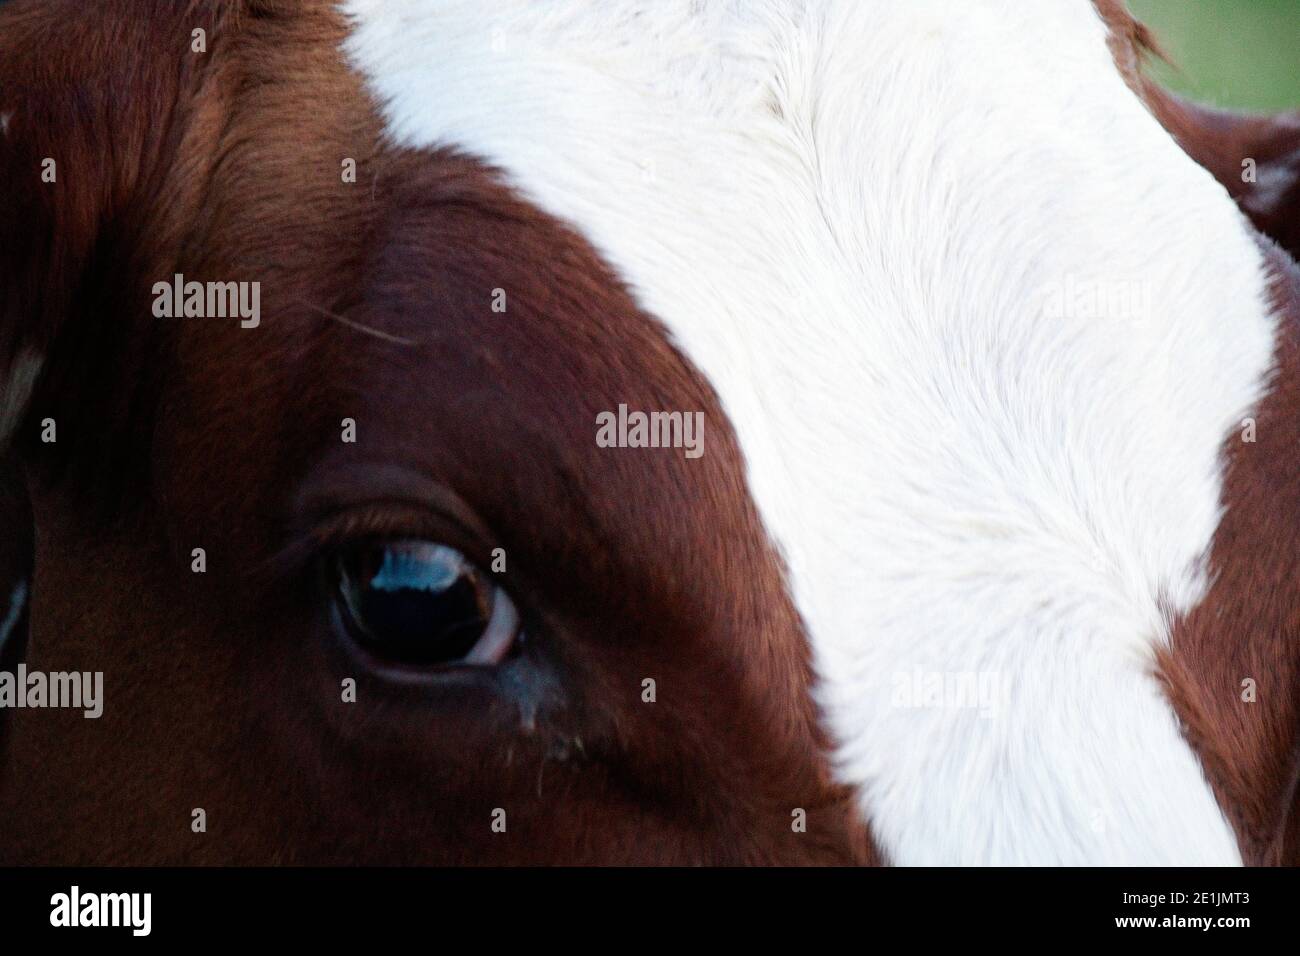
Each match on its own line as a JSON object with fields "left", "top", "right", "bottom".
{"left": 0, "top": 0, "right": 875, "bottom": 864}
{"left": 1158, "top": 241, "right": 1300, "bottom": 866}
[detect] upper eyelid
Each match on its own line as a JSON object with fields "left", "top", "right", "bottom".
{"left": 310, "top": 505, "right": 487, "bottom": 562}
{"left": 293, "top": 463, "right": 493, "bottom": 543}
{"left": 268, "top": 465, "right": 500, "bottom": 579}
{"left": 265, "top": 505, "right": 492, "bottom": 588}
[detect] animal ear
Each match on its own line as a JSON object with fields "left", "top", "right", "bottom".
{"left": 1142, "top": 92, "right": 1300, "bottom": 261}
{"left": 0, "top": 1, "right": 223, "bottom": 451}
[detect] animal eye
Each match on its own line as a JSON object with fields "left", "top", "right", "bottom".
{"left": 331, "top": 540, "right": 518, "bottom": 667}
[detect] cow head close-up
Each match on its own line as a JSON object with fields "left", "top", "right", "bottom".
{"left": 1, "top": 0, "right": 1297, "bottom": 867}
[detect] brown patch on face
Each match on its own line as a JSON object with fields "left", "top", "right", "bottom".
{"left": 0, "top": 1, "right": 876, "bottom": 864}
{"left": 1159, "top": 242, "right": 1300, "bottom": 866}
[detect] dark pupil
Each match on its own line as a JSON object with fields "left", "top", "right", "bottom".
{"left": 337, "top": 543, "right": 490, "bottom": 664}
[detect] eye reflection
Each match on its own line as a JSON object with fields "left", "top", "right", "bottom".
{"left": 332, "top": 540, "right": 518, "bottom": 667}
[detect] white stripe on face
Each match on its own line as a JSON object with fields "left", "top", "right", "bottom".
{"left": 341, "top": 0, "right": 1274, "bottom": 864}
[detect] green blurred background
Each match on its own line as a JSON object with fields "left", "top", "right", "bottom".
{"left": 1130, "top": 0, "right": 1300, "bottom": 110}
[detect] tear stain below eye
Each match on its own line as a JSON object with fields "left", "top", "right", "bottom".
{"left": 494, "top": 639, "right": 570, "bottom": 738}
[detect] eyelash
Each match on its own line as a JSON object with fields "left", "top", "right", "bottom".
{"left": 269, "top": 501, "right": 494, "bottom": 585}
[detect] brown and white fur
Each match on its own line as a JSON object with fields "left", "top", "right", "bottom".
{"left": 0, "top": 0, "right": 1296, "bottom": 865}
